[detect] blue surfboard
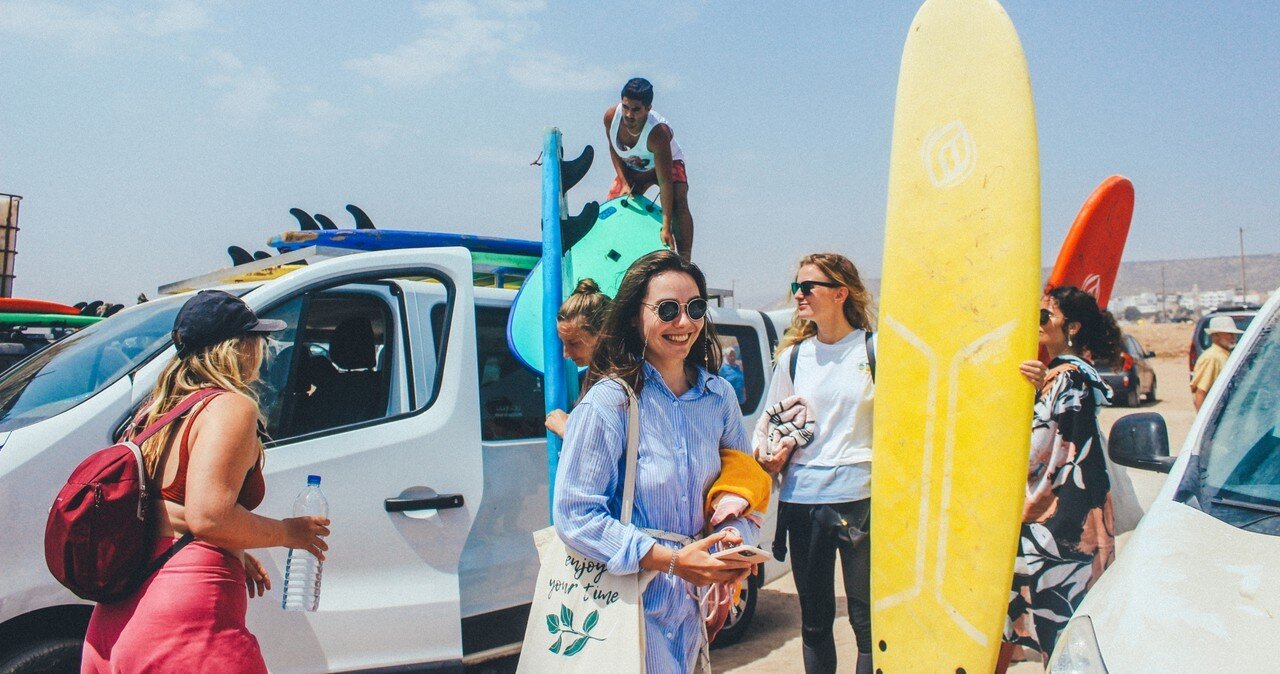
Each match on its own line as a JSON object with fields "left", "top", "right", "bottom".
{"left": 269, "top": 229, "right": 541, "bottom": 257}
{"left": 507, "top": 195, "right": 665, "bottom": 374}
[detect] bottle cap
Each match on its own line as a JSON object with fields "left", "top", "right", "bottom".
{"left": 307, "top": 475, "right": 321, "bottom": 485}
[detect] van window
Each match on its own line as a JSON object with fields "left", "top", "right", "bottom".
{"left": 475, "top": 306, "right": 545, "bottom": 440}
{"left": 259, "top": 282, "right": 410, "bottom": 443}
{"left": 716, "top": 324, "right": 764, "bottom": 414}
{"left": 1198, "top": 310, "right": 1280, "bottom": 532}
{"left": 0, "top": 295, "right": 187, "bottom": 432}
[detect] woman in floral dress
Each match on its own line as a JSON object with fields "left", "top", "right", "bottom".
{"left": 1001, "top": 285, "right": 1126, "bottom": 668}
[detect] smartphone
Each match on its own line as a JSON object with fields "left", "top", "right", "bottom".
{"left": 711, "top": 545, "right": 774, "bottom": 564}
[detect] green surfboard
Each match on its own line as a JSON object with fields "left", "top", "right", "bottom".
{"left": 507, "top": 194, "right": 665, "bottom": 374}
{"left": 0, "top": 312, "right": 103, "bottom": 328}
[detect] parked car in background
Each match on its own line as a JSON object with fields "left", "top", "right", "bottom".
{"left": 1049, "top": 287, "right": 1280, "bottom": 673}
{"left": 1189, "top": 305, "right": 1258, "bottom": 373}
{"left": 1097, "top": 333, "right": 1157, "bottom": 407}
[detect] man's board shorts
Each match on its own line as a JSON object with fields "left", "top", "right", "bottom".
{"left": 607, "top": 160, "right": 688, "bottom": 200}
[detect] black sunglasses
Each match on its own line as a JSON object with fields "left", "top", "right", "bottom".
{"left": 644, "top": 298, "right": 708, "bottom": 323}
{"left": 1040, "top": 308, "right": 1052, "bottom": 326}
{"left": 791, "top": 280, "right": 842, "bottom": 296}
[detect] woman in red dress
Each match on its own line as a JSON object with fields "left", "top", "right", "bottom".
{"left": 82, "top": 290, "right": 330, "bottom": 673}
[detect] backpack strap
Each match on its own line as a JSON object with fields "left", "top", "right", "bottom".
{"left": 788, "top": 341, "right": 801, "bottom": 383}
{"left": 865, "top": 331, "right": 876, "bottom": 382}
{"left": 132, "top": 388, "right": 226, "bottom": 445}
{"left": 789, "top": 332, "right": 877, "bottom": 383}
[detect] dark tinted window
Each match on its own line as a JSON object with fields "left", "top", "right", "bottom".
{"left": 475, "top": 305, "right": 545, "bottom": 440}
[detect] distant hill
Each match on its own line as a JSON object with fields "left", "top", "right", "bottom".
{"left": 1109, "top": 253, "right": 1280, "bottom": 297}
{"left": 761, "top": 252, "right": 1280, "bottom": 311}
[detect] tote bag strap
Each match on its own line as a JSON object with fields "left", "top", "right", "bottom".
{"left": 617, "top": 379, "right": 641, "bottom": 527}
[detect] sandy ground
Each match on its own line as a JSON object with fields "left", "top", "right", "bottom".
{"left": 716, "top": 356, "right": 1195, "bottom": 673}
{"left": 1122, "top": 321, "right": 1194, "bottom": 358}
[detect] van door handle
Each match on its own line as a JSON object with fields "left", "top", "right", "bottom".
{"left": 385, "top": 494, "right": 465, "bottom": 512}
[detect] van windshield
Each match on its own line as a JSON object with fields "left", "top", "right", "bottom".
{"left": 1200, "top": 310, "right": 1280, "bottom": 511}
{"left": 0, "top": 296, "right": 186, "bottom": 432}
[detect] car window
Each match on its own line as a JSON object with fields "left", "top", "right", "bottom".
{"left": 0, "top": 296, "right": 187, "bottom": 432}
{"left": 715, "top": 324, "right": 764, "bottom": 414}
{"left": 1197, "top": 313, "right": 1256, "bottom": 350}
{"left": 260, "top": 281, "right": 416, "bottom": 443}
{"left": 1127, "top": 336, "right": 1144, "bottom": 358}
{"left": 473, "top": 305, "right": 545, "bottom": 440}
{"left": 1199, "top": 310, "right": 1279, "bottom": 517}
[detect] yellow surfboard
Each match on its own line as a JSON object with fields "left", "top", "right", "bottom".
{"left": 870, "top": 0, "right": 1040, "bottom": 671}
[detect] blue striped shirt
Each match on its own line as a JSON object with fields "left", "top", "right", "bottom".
{"left": 554, "top": 362, "right": 758, "bottom": 672}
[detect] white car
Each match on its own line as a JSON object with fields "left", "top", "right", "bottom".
{"left": 1049, "top": 287, "right": 1280, "bottom": 672}
{"left": 0, "top": 247, "right": 789, "bottom": 672}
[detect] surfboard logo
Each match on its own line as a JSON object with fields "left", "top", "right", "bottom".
{"left": 921, "top": 120, "right": 976, "bottom": 188}
{"left": 1081, "top": 273, "right": 1102, "bottom": 299}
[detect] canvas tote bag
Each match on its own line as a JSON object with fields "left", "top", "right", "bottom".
{"left": 518, "top": 380, "right": 656, "bottom": 673}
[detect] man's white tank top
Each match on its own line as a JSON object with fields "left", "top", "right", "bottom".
{"left": 609, "top": 104, "right": 685, "bottom": 173}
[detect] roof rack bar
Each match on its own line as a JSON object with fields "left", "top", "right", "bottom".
{"left": 158, "top": 245, "right": 356, "bottom": 295}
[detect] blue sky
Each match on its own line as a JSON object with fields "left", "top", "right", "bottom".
{"left": 2, "top": 1, "right": 1277, "bottom": 309}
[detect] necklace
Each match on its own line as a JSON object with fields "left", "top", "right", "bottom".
{"left": 619, "top": 120, "right": 642, "bottom": 142}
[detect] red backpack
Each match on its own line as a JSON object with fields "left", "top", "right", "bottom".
{"left": 44, "top": 388, "right": 224, "bottom": 603}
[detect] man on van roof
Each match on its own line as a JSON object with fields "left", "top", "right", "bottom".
{"left": 603, "top": 78, "right": 694, "bottom": 260}
{"left": 1191, "top": 315, "right": 1244, "bottom": 410}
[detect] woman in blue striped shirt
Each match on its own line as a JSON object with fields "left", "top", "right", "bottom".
{"left": 554, "top": 250, "right": 761, "bottom": 672}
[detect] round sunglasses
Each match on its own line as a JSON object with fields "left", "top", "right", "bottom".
{"left": 643, "top": 298, "right": 709, "bottom": 322}
{"left": 1040, "top": 308, "right": 1052, "bottom": 326}
{"left": 791, "top": 280, "right": 842, "bottom": 296}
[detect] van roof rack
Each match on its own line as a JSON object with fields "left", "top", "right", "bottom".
{"left": 160, "top": 237, "right": 540, "bottom": 295}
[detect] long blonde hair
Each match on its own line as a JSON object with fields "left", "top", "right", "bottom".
{"left": 137, "top": 335, "right": 266, "bottom": 479}
{"left": 775, "top": 253, "right": 876, "bottom": 360}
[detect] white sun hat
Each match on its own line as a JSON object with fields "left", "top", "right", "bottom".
{"left": 1206, "top": 315, "right": 1245, "bottom": 335}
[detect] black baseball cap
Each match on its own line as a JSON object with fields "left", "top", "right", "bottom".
{"left": 172, "top": 290, "right": 286, "bottom": 357}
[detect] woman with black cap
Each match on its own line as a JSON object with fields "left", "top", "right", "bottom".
{"left": 82, "top": 290, "right": 331, "bottom": 674}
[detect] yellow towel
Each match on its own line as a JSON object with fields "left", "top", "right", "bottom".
{"left": 705, "top": 449, "right": 772, "bottom": 519}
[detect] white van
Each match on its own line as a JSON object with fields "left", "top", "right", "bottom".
{"left": 1049, "top": 288, "right": 1280, "bottom": 673}
{"left": 0, "top": 247, "right": 789, "bottom": 673}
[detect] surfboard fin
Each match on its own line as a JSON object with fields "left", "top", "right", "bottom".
{"left": 346, "top": 204, "right": 376, "bottom": 229}
{"left": 561, "top": 145, "right": 594, "bottom": 194}
{"left": 314, "top": 213, "right": 339, "bottom": 230}
{"left": 560, "top": 201, "right": 600, "bottom": 253}
{"left": 253, "top": 250, "right": 272, "bottom": 260}
{"left": 290, "top": 208, "right": 320, "bottom": 231}
{"left": 228, "top": 246, "right": 254, "bottom": 266}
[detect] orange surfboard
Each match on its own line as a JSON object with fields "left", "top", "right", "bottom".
{"left": 1044, "top": 175, "right": 1134, "bottom": 307}
{"left": 0, "top": 298, "right": 80, "bottom": 315}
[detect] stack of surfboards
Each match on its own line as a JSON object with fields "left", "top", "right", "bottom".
{"left": 0, "top": 298, "right": 101, "bottom": 328}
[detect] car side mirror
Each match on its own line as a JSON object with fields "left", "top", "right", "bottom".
{"left": 1108, "top": 412, "right": 1175, "bottom": 473}
{"left": 1144, "top": 350, "right": 1155, "bottom": 359}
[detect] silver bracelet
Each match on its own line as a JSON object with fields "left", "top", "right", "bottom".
{"left": 667, "top": 548, "right": 679, "bottom": 576}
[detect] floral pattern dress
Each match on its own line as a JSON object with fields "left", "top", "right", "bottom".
{"left": 1005, "top": 355, "right": 1116, "bottom": 663}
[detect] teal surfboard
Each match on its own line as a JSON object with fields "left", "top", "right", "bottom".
{"left": 507, "top": 195, "right": 665, "bottom": 374}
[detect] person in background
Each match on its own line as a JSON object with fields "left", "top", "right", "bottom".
{"left": 604, "top": 77, "right": 695, "bottom": 259}
{"left": 82, "top": 290, "right": 330, "bottom": 673}
{"left": 1191, "top": 315, "right": 1244, "bottom": 410}
{"left": 757, "top": 253, "right": 876, "bottom": 674}
{"left": 544, "top": 278, "right": 610, "bottom": 437}
{"left": 1000, "top": 285, "right": 1125, "bottom": 669}
{"left": 554, "top": 250, "right": 762, "bottom": 671}
{"left": 719, "top": 346, "right": 747, "bottom": 405}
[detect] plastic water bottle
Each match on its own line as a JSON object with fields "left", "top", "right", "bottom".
{"left": 282, "top": 475, "right": 327, "bottom": 611}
